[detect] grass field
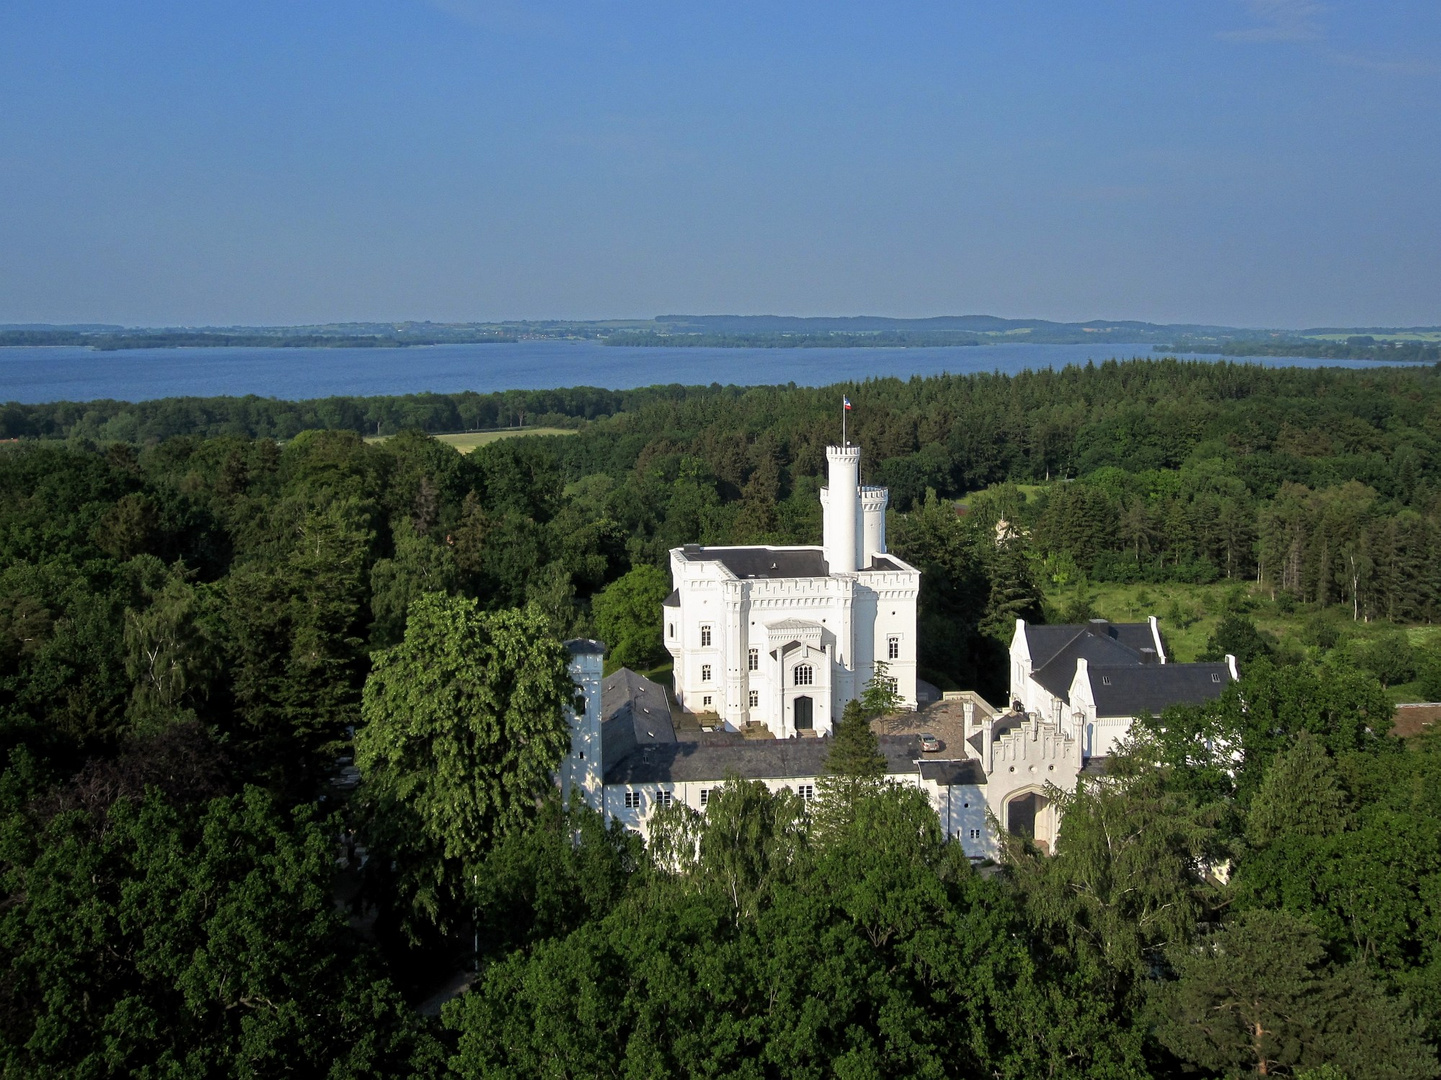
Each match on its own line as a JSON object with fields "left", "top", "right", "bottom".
{"left": 1048, "top": 578, "right": 1441, "bottom": 702}
{"left": 366, "top": 427, "right": 576, "bottom": 452}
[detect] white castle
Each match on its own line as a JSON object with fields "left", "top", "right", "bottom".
{"left": 661, "top": 444, "right": 920, "bottom": 736}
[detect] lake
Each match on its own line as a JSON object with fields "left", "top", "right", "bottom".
{"left": 0, "top": 340, "right": 1387, "bottom": 404}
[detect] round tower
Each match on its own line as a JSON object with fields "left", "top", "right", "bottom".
{"left": 823, "top": 445, "right": 861, "bottom": 572}
{"left": 860, "top": 486, "right": 888, "bottom": 564}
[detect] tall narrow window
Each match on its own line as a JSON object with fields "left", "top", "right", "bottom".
{"left": 668, "top": 623, "right": 675, "bottom": 638}
{"left": 888, "top": 635, "right": 900, "bottom": 660}
{"left": 701, "top": 625, "right": 712, "bottom": 647}
{"left": 701, "top": 664, "right": 712, "bottom": 682}
{"left": 748, "top": 648, "right": 758, "bottom": 671}
{"left": 794, "top": 664, "right": 813, "bottom": 686}
{"left": 748, "top": 689, "right": 759, "bottom": 708}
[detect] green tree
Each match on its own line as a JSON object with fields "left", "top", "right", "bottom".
{"left": 590, "top": 563, "right": 670, "bottom": 671}
{"left": 858, "top": 658, "right": 903, "bottom": 718}
{"left": 1198, "top": 611, "right": 1275, "bottom": 664}
{"left": 1418, "top": 638, "right": 1441, "bottom": 701}
{"left": 355, "top": 594, "right": 576, "bottom": 932}
{"left": 1246, "top": 731, "right": 1352, "bottom": 847}
{"left": 0, "top": 787, "right": 441, "bottom": 1077}
{"left": 1010, "top": 747, "right": 1220, "bottom": 999}
{"left": 367, "top": 517, "right": 460, "bottom": 647}
{"left": 122, "top": 559, "right": 223, "bottom": 733}
{"left": 1152, "top": 909, "right": 1436, "bottom": 1080}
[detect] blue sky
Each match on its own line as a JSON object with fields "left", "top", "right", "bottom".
{"left": 0, "top": 1, "right": 1437, "bottom": 327}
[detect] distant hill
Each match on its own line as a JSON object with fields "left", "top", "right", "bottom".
{"left": 1, "top": 316, "right": 1435, "bottom": 352}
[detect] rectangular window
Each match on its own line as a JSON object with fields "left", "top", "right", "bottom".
{"left": 748, "top": 647, "right": 758, "bottom": 670}
{"left": 701, "top": 664, "right": 712, "bottom": 682}
{"left": 701, "top": 625, "right": 712, "bottom": 646}
{"left": 702, "top": 695, "right": 712, "bottom": 706}
{"left": 969, "top": 828, "right": 981, "bottom": 840}
{"left": 748, "top": 690, "right": 759, "bottom": 708}
{"left": 798, "top": 784, "right": 815, "bottom": 801}
{"left": 1101, "top": 675, "right": 1112, "bottom": 685}
{"left": 1212, "top": 673, "right": 1222, "bottom": 683}
{"left": 888, "top": 635, "right": 900, "bottom": 660}
{"left": 699, "top": 788, "right": 710, "bottom": 807}
{"left": 657, "top": 790, "right": 674, "bottom": 809}
{"left": 624, "top": 791, "right": 644, "bottom": 810}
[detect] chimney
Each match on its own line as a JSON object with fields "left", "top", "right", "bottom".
{"left": 1087, "top": 618, "right": 1111, "bottom": 637}
{"left": 962, "top": 698, "right": 975, "bottom": 741}
{"left": 1139, "top": 648, "right": 1156, "bottom": 665}
{"left": 1148, "top": 615, "right": 1167, "bottom": 663}
{"left": 1225, "top": 653, "right": 1239, "bottom": 681}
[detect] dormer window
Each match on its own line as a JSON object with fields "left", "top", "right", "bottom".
{"left": 1212, "top": 673, "right": 1222, "bottom": 683}
{"left": 1101, "top": 676, "right": 1112, "bottom": 685}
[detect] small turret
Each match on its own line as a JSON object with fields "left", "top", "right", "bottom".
{"left": 561, "top": 639, "right": 605, "bottom": 812}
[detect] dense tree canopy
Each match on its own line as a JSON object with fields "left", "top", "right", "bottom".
{"left": 2, "top": 359, "right": 1441, "bottom": 1074}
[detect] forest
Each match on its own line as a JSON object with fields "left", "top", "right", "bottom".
{"left": 4, "top": 357, "right": 1441, "bottom": 1076}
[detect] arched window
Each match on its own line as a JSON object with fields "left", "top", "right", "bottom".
{"left": 794, "top": 664, "right": 813, "bottom": 686}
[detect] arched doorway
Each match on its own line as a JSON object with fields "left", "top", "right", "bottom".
{"left": 1006, "top": 791, "right": 1049, "bottom": 841}
{"left": 793, "top": 696, "right": 813, "bottom": 730}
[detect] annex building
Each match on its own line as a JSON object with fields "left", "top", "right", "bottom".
{"left": 662, "top": 444, "right": 920, "bottom": 737}
{"left": 559, "top": 616, "right": 1241, "bottom": 857}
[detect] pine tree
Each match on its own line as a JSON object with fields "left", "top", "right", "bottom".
{"left": 1246, "top": 731, "right": 1352, "bottom": 847}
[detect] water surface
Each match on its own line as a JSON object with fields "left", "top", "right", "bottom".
{"left": 0, "top": 340, "right": 1386, "bottom": 404}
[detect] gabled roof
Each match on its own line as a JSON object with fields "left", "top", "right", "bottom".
{"left": 1031, "top": 631, "right": 1149, "bottom": 701}
{"left": 1083, "top": 663, "right": 1233, "bottom": 720}
{"left": 1023, "top": 620, "right": 1155, "bottom": 671}
{"left": 605, "top": 733, "right": 925, "bottom": 785}
{"left": 601, "top": 669, "right": 676, "bottom": 769}
{"left": 662, "top": 589, "right": 680, "bottom": 608}
{"left": 1023, "top": 620, "right": 1166, "bottom": 704}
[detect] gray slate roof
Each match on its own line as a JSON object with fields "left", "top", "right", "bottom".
{"left": 1031, "top": 633, "right": 1151, "bottom": 702}
{"left": 917, "top": 759, "right": 988, "bottom": 786}
{"left": 680, "top": 544, "right": 830, "bottom": 579}
{"left": 601, "top": 669, "right": 676, "bottom": 768}
{"left": 1024, "top": 620, "right": 1156, "bottom": 671}
{"left": 605, "top": 733, "right": 925, "bottom": 785}
{"left": 1086, "top": 663, "right": 1232, "bottom": 719}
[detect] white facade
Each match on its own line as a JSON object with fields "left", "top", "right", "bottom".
{"left": 559, "top": 640, "right": 604, "bottom": 812}
{"left": 664, "top": 444, "right": 920, "bottom": 737}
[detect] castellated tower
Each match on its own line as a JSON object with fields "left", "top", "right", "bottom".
{"left": 665, "top": 440, "right": 920, "bottom": 736}
{"left": 820, "top": 445, "right": 861, "bottom": 572}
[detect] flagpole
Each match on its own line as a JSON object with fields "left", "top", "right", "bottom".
{"left": 843, "top": 396, "right": 847, "bottom": 447}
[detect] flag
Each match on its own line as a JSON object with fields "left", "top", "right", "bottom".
{"left": 843, "top": 396, "right": 852, "bottom": 410}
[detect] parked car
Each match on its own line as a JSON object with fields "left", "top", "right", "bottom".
{"left": 919, "top": 733, "right": 941, "bottom": 753}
